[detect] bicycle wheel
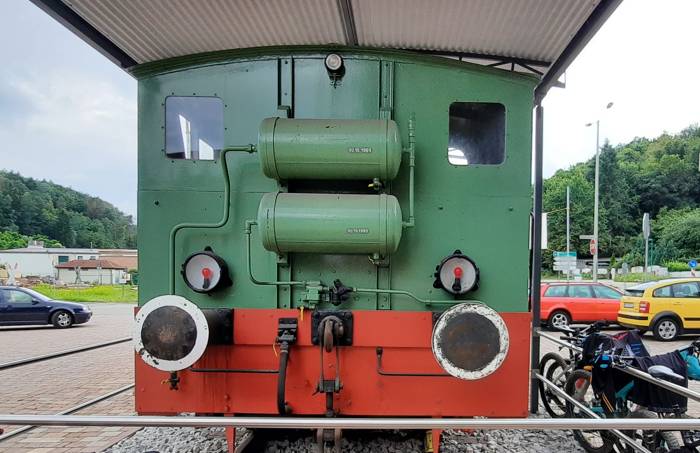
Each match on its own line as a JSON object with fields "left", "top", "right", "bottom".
{"left": 622, "top": 409, "right": 682, "bottom": 453}
{"left": 564, "top": 369, "right": 615, "bottom": 453}
{"left": 538, "top": 352, "right": 570, "bottom": 417}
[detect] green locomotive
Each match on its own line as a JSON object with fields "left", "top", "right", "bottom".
{"left": 31, "top": 1, "right": 622, "bottom": 450}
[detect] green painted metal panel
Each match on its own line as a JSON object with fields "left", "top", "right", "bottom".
{"left": 136, "top": 48, "right": 536, "bottom": 314}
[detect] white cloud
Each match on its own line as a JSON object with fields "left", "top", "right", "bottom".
{"left": 542, "top": 0, "right": 700, "bottom": 177}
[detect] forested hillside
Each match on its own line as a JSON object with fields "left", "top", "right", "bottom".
{"left": 0, "top": 171, "right": 136, "bottom": 249}
{"left": 544, "top": 125, "right": 700, "bottom": 269}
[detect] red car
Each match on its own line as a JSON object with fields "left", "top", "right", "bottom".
{"left": 540, "top": 282, "right": 623, "bottom": 329}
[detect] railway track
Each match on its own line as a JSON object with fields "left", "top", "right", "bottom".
{"left": 0, "top": 337, "right": 133, "bottom": 444}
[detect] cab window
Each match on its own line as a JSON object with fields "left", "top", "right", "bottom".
{"left": 653, "top": 285, "right": 672, "bottom": 298}
{"left": 448, "top": 102, "right": 505, "bottom": 165}
{"left": 3, "top": 289, "right": 33, "bottom": 305}
{"left": 544, "top": 285, "right": 567, "bottom": 297}
{"left": 593, "top": 285, "right": 621, "bottom": 300}
{"left": 569, "top": 285, "right": 592, "bottom": 298}
{"left": 165, "top": 96, "right": 224, "bottom": 160}
{"left": 670, "top": 282, "right": 700, "bottom": 298}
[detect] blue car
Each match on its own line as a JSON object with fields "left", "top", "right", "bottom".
{"left": 0, "top": 286, "right": 92, "bottom": 328}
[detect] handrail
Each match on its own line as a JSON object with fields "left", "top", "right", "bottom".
{"left": 0, "top": 384, "right": 134, "bottom": 442}
{"left": 0, "top": 414, "right": 698, "bottom": 431}
{"left": 614, "top": 363, "right": 700, "bottom": 403}
{"left": 537, "top": 330, "right": 583, "bottom": 352}
{"left": 537, "top": 328, "right": 700, "bottom": 404}
{"left": 535, "top": 372, "right": 650, "bottom": 453}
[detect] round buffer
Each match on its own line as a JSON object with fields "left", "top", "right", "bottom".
{"left": 432, "top": 303, "right": 509, "bottom": 380}
{"left": 133, "top": 295, "right": 209, "bottom": 372}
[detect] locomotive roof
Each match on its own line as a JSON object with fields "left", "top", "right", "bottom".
{"left": 31, "top": 0, "right": 621, "bottom": 102}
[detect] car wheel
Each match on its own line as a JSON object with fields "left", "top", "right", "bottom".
{"left": 549, "top": 310, "right": 571, "bottom": 330}
{"left": 51, "top": 310, "right": 74, "bottom": 328}
{"left": 653, "top": 317, "right": 680, "bottom": 341}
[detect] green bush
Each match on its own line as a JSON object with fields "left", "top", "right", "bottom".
{"left": 665, "top": 261, "right": 691, "bottom": 272}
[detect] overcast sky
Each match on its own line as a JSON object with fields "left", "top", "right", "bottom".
{"left": 1, "top": 0, "right": 699, "bottom": 218}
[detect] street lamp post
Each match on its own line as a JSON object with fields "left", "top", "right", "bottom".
{"left": 586, "top": 102, "right": 613, "bottom": 282}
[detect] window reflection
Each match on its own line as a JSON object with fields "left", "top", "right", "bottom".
{"left": 166, "top": 97, "right": 224, "bottom": 160}
{"left": 448, "top": 102, "right": 505, "bottom": 166}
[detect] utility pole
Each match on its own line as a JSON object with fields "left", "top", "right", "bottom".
{"left": 566, "top": 185, "right": 571, "bottom": 281}
{"left": 643, "top": 213, "right": 651, "bottom": 274}
{"left": 593, "top": 120, "right": 600, "bottom": 282}
{"left": 586, "top": 102, "right": 613, "bottom": 282}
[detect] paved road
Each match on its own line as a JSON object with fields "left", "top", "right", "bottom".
{"left": 0, "top": 303, "right": 137, "bottom": 453}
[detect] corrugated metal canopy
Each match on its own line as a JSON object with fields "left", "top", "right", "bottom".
{"left": 31, "top": 0, "right": 622, "bottom": 100}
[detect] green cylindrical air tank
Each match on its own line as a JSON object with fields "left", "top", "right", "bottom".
{"left": 257, "top": 192, "right": 403, "bottom": 255}
{"left": 258, "top": 118, "right": 402, "bottom": 181}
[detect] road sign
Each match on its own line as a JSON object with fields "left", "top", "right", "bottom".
{"left": 690, "top": 260, "right": 698, "bottom": 269}
{"left": 589, "top": 239, "right": 597, "bottom": 255}
{"left": 554, "top": 251, "right": 577, "bottom": 272}
{"left": 642, "top": 213, "right": 651, "bottom": 239}
{"left": 580, "top": 234, "right": 595, "bottom": 240}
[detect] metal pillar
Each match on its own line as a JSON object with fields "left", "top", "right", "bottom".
{"left": 529, "top": 103, "right": 544, "bottom": 413}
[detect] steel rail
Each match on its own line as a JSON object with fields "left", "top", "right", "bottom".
{"left": 0, "top": 337, "right": 131, "bottom": 372}
{"left": 0, "top": 414, "right": 699, "bottom": 431}
{"left": 0, "top": 384, "right": 134, "bottom": 442}
{"left": 534, "top": 372, "right": 650, "bottom": 453}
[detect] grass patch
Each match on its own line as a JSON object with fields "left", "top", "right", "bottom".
{"left": 31, "top": 284, "right": 137, "bottom": 303}
{"left": 613, "top": 273, "right": 666, "bottom": 283}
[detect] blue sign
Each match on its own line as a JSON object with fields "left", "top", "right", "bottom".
{"left": 690, "top": 260, "right": 698, "bottom": 269}
{"left": 553, "top": 251, "right": 577, "bottom": 258}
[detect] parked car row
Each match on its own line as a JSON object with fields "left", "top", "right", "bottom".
{"left": 0, "top": 286, "right": 92, "bottom": 328}
{"left": 541, "top": 278, "right": 700, "bottom": 342}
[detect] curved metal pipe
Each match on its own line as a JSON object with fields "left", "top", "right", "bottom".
{"left": 168, "top": 145, "right": 255, "bottom": 294}
{"left": 244, "top": 220, "right": 306, "bottom": 287}
{"left": 277, "top": 343, "right": 291, "bottom": 415}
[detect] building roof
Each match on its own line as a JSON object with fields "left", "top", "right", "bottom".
{"left": 55, "top": 259, "right": 127, "bottom": 270}
{"left": 0, "top": 247, "right": 99, "bottom": 255}
{"left": 31, "top": 0, "right": 622, "bottom": 102}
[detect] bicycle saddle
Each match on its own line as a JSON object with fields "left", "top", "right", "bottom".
{"left": 648, "top": 365, "right": 685, "bottom": 384}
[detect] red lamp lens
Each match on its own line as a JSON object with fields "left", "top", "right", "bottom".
{"left": 454, "top": 266, "right": 463, "bottom": 278}
{"left": 201, "top": 267, "right": 213, "bottom": 279}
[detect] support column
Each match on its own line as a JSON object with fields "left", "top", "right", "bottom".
{"left": 529, "top": 103, "right": 544, "bottom": 414}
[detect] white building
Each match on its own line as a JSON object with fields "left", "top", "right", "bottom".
{"left": 0, "top": 241, "right": 99, "bottom": 280}
{"left": 55, "top": 259, "right": 128, "bottom": 285}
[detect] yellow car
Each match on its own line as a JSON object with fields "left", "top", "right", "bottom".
{"left": 618, "top": 278, "right": 700, "bottom": 341}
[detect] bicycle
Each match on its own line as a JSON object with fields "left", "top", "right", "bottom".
{"left": 538, "top": 321, "right": 610, "bottom": 417}
{"left": 565, "top": 338, "right": 700, "bottom": 453}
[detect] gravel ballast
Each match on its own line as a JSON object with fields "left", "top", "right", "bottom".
{"left": 104, "top": 418, "right": 586, "bottom": 452}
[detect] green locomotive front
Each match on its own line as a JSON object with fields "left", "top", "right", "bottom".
{"left": 133, "top": 46, "right": 535, "bottom": 445}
